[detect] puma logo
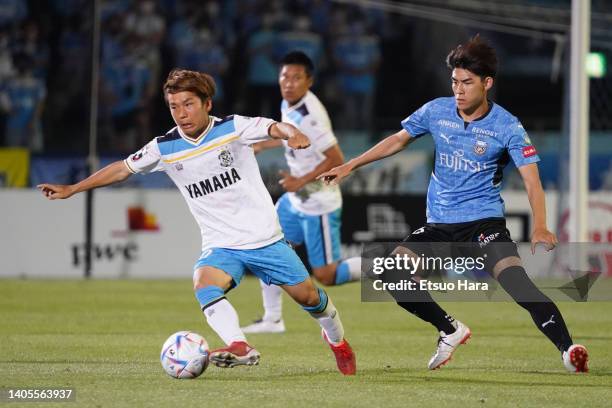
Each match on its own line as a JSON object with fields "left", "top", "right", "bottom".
{"left": 542, "top": 315, "right": 555, "bottom": 328}
{"left": 440, "top": 133, "right": 451, "bottom": 144}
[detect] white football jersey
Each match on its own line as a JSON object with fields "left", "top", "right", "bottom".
{"left": 124, "top": 115, "right": 283, "bottom": 251}
{"left": 281, "top": 91, "right": 342, "bottom": 215}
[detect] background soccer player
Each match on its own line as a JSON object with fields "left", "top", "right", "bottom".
{"left": 319, "top": 36, "right": 588, "bottom": 373}
{"left": 38, "top": 68, "right": 356, "bottom": 375}
{"left": 242, "top": 51, "right": 361, "bottom": 334}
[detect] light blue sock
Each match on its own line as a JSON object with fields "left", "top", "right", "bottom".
{"left": 195, "top": 286, "right": 225, "bottom": 310}
{"left": 335, "top": 261, "right": 351, "bottom": 285}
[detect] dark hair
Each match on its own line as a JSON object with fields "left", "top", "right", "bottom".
{"left": 163, "top": 68, "right": 216, "bottom": 104}
{"left": 280, "top": 51, "right": 314, "bottom": 77}
{"left": 446, "top": 35, "right": 497, "bottom": 79}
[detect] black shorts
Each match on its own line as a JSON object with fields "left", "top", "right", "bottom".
{"left": 399, "top": 217, "right": 519, "bottom": 273}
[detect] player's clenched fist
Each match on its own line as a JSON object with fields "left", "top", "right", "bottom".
{"left": 286, "top": 132, "right": 310, "bottom": 150}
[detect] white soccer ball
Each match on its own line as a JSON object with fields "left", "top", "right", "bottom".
{"left": 160, "top": 331, "right": 209, "bottom": 379}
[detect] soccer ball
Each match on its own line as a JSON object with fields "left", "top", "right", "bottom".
{"left": 160, "top": 331, "right": 209, "bottom": 379}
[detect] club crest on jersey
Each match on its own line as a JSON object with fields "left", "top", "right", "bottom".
{"left": 474, "top": 140, "right": 487, "bottom": 155}
{"left": 218, "top": 148, "right": 233, "bottom": 167}
{"left": 175, "top": 162, "right": 183, "bottom": 171}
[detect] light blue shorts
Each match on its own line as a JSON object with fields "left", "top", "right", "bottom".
{"left": 193, "top": 239, "right": 309, "bottom": 287}
{"left": 275, "top": 193, "right": 342, "bottom": 269}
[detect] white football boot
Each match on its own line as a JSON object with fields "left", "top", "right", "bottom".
{"left": 241, "top": 318, "right": 286, "bottom": 334}
{"left": 209, "top": 341, "right": 261, "bottom": 368}
{"left": 428, "top": 320, "right": 471, "bottom": 370}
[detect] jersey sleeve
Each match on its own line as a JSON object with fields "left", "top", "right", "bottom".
{"left": 401, "top": 100, "right": 433, "bottom": 138}
{"left": 233, "top": 114, "right": 277, "bottom": 145}
{"left": 506, "top": 120, "right": 540, "bottom": 168}
{"left": 301, "top": 116, "right": 338, "bottom": 153}
{"left": 124, "top": 139, "right": 163, "bottom": 174}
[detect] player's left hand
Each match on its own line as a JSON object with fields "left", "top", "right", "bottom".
{"left": 279, "top": 170, "right": 305, "bottom": 192}
{"left": 286, "top": 132, "right": 310, "bottom": 150}
{"left": 531, "top": 227, "right": 558, "bottom": 254}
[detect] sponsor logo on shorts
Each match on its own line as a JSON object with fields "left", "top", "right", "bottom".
{"left": 412, "top": 227, "right": 425, "bottom": 235}
{"left": 478, "top": 232, "right": 500, "bottom": 247}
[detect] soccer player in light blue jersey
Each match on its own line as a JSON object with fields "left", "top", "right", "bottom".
{"left": 319, "top": 36, "right": 588, "bottom": 373}
{"left": 242, "top": 51, "right": 361, "bottom": 334}
{"left": 38, "top": 68, "right": 356, "bottom": 375}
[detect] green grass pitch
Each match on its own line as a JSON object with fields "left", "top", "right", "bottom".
{"left": 1, "top": 277, "right": 611, "bottom": 407}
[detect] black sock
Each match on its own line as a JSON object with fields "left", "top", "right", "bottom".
{"left": 392, "top": 278, "right": 456, "bottom": 334}
{"left": 497, "top": 266, "right": 573, "bottom": 352}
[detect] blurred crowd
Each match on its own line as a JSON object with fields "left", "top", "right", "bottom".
{"left": 0, "top": 0, "right": 398, "bottom": 154}
{"left": 2, "top": 0, "right": 609, "bottom": 157}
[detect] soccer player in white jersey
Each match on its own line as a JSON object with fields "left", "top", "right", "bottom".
{"left": 37, "top": 69, "right": 356, "bottom": 375}
{"left": 241, "top": 51, "right": 362, "bottom": 334}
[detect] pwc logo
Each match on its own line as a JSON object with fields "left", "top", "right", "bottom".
{"left": 71, "top": 206, "right": 160, "bottom": 266}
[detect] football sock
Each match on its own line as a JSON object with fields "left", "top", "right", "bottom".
{"left": 497, "top": 266, "right": 573, "bottom": 352}
{"left": 334, "top": 257, "right": 362, "bottom": 285}
{"left": 305, "top": 288, "right": 344, "bottom": 344}
{"left": 195, "top": 285, "right": 224, "bottom": 307}
{"left": 260, "top": 280, "right": 283, "bottom": 322}
{"left": 393, "top": 278, "right": 456, "bottom": 334}
{"left": 201, "top": 298, "right": 247, "bottom": 345}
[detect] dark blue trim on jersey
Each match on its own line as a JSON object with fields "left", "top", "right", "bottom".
{"left": 156, "top": 128, "right": 181, "bottom": 143}
{"left": 157, "top": 119, "right": 237, "bottom": 156}
{"left": 214, "top": 115, "right": 234, "bottom": 127}
{"left": 296, "top": 104, "right": 309, "bottom": 117}
{"left": 204, "top": 119, "right": 235, "bottom": 143}
{"left": 460, "top": 101, "right": 494, "bottom": 129}
{"left": 492, "top": 149, "right": 510, "bottom": 187}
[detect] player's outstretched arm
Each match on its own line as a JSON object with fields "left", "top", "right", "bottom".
{"left": 38, "top": 160, "right": 133, "bottom": 200}
{"left": 318, "top": 129, "right": 414, "bottom": 185}
{"left": 279, "top": 144, "right": 344, "bottom": 192}
{"left": 518, "top": 163, "right": 558, "bottom": 253}
{"left": 269, "top": 122, "right": 310, "bottom": 149}
{"left": 252, "top": 138, "right": 283, "bottom": 154}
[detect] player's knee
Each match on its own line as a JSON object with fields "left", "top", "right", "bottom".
{"left": 492, "top": 256, "right": 522, "bottom": 278}
{"left": 296, "top": 284, "right": 320, "bottom": 307}
{"left": 313, "top": 264, "right": 337, "bottom": 286}
{"left": 295, "top": 285, "right": 320, "bottom": 307}
{"left": 193, "top": 266, "right": 233, "bottom": 291}
{"left": 302, "top": 287, "right": 328, "bottom": 313}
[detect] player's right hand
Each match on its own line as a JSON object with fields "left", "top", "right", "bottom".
{"left": 287, "top": 132, "right": 310, "bottom": 150}
{"left": 37, "top": 184, "right": 75, "bottom": 200}
{"left": 317, "top": 163, "right": 353, "bottom": 186}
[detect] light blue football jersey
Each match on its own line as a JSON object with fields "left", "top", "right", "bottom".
{"left": 401, "top": 97, "right": 540, "bottom": 223}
